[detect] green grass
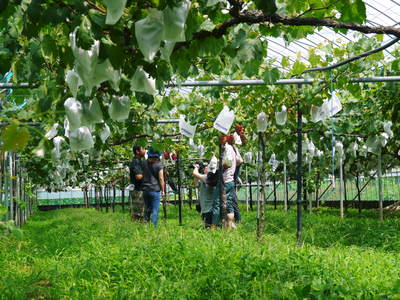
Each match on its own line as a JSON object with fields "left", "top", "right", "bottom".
{"left": 1, "top": 205, "right": 400, "bottom": 299}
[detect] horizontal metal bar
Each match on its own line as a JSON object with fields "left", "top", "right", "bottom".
{"left": 350, "top": 76, "right": 400, "bottom": 83}
{"left": 0, "top": 122, "right": 41, "bottom": 127}
{"left": 0, "top": 83, "right": 39, "bottom": 89}
{"left": 132, "top": 119, "right": 179, "bottom": 124}
{"left": 166, "top": 76, "right": 400, "bottom": 87}
{"left": 158, "top": 119, "right": 179, "bottom": 124}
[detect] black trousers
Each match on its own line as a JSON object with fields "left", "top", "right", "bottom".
{"left": 201, "top": 212, "right": 212, "bottom": 228}
{"left": 232, "top": 190, "right": 241, "bottom": 222}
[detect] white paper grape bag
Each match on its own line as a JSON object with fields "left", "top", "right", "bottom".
{"left": 108, "top": 96, "right": 130, "bottom": 122}
{"left": 256, "top": 112, "right": 268, "bottom": 132}
{"left": 214, "top": 106, "right": 234, "bottom": 134}
{"left": 69, "top": 126, "right": 94, "bottom": 152}
{"left": 179, "top": 115, "right": 196, "bottom": 138}
{"left": 64, "top": 97, "right": 83, "bottom": 130}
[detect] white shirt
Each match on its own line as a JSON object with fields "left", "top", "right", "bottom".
{"left": 223, "top": 144, "right": 236, "bottom": 183}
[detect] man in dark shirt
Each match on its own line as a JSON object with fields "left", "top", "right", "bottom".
{"left": 129, "top": 145, "right": 145, "bottom": 221}
{"left": 140, "top": 147, "right": 165, "bottom": 226}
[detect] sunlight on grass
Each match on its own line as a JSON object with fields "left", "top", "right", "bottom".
{"left": 0, "top": 206, "right": 399, "bottom": 299}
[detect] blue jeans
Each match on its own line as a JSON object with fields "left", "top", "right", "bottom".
{"left": 211, "top": 181, "right": 235, "bottom": 225}
{"left": 143, "top": 191, "right": 161, "bottom": 226}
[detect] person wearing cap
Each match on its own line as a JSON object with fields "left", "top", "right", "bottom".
{"left": 193, "top": 162, "right": 215, "bottom": 228}
{"left": 140, "top": 147, "right": 166, "bottom": 226}
{"left": 129, "top": 145, "right": 146, "bottom": 221}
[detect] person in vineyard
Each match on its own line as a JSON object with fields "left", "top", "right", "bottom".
{"left": 140, "top": 147, "right": 166, "bottom": 226}
{"left": 129, "top": 145, "right": 146, "bottom": 221}
{"left": 192, "top": 163, "right": 214, "bottom": 228}
{"left": 211, "top": 135, "right": 237, "bottom": 229}
{"left": 231, "top": 127, "right": 246, "bottom": 223}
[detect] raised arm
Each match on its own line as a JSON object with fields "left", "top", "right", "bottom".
{"left": 193, "top": 166, "right": 206, "bottom": 185}
{"left": 158, "top": 168, "right": 166, "bottom": 197}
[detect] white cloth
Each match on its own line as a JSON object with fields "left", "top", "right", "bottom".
{"left": 223, "top": 144, "right": 236, "bottom": 183}
{"left": 233, "top": 145, "right": 243, "bottom": 166}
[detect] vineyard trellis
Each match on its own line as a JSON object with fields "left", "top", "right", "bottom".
{"left": 166, "top": 74, "right": 400, "bottom": 244}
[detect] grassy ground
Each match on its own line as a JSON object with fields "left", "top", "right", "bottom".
{"left": 1, "top": 205, "right": 400, "bottom": 299}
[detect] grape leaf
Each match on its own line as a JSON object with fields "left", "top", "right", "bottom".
{"left": 1, "top": 123, "right": 31, "bottom": 151}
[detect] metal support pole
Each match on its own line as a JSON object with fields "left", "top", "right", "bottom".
{"left": 339, "top": 157, "right": 344, "bottom": 219}
{"left": 245, "top": 166, "right": 249, "bottom": 211}
{"left": 378, "top": 149, "right": 383, "bottom": 221}
{"left": 356, "top": 172, "right": 362, "bottom": 213}
{"left": 296, "top": 87, "right": 303, "bottom": 247}
{"left": 273, "top": 176, "right": 277, "bottom": 210}
{"left": 284, "top": 160, "right": 288, "bottom": 212}
{"left": 177, "top": 153, "right": 182, "bottom": 225}
{"left": 308, "top": 160, "right": 312, "bottom": 214}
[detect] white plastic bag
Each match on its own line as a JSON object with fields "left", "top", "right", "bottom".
{"left": 379, "top": 132, "right": 389, "bottom": 147}
{"left": 328, "top": 90, "right": 342, "bottom": 117}
{"left": 308, "top": 140, "right": 316, "bottom": 157}
{"left": 179, "top": 115, "right": 196, "bottom": 138}
{"left": 302, "top": 139, "right": 309, "bottom": 155}
{"left": 45, "top": 123, "right": 59, "bottom": 140}
{"left": 349, "top": 142, "right": 358, "bottom": 157}
{"left": 93, "top": 59, "right": 121, "bottom": 91}
{"left": 131, "top": 67, "right": 157, "bottom": 95}
{"left": 64, "top": 97, "right": 83, "bottom": 130}
{"left": 269, "top": 153, "right": 280, "bottom": 172}
{"left": 335, "top": 141, "right": 344, "bottom": 158}
{"left": 69, "top": 126, "right": 94, "bottom": 152}
{"left": 160, "top": 41, "right": 176, "bottom": 61}
{"left": 366, "top": 136, "right": 380, "bottom": 153}
{"left": 359, "top": 144, "right": 368, "bottom": 157}
{"left": 53, "top": 136, "right": 65, "bottom": 159}
{"left": 214, "top": 106, "right": 235, "bottom": 134}
{"left": 82, "top": 98, "right": 103, "bottom": 126}
{"left": 65, "top": 69, "right": 82, "bottom": 98}
{"left": 233, "top": 132, "right": 242, "bottom": 145}
{"left": 135, "top": 9, "right": 164, "bottom": 62}
{"left": 104, "top": 0, "right": 127, "bottom": 25}
{"left": 69, "top": 29, "right": 100, "bottom": 96}
{"left": 311, "top": 91, "right": 342, "bottom": 122}
{"left": 100, "top": 123, "right": 111, "bottom": 143}
{"left": 384, "top": 121, "right": 393, "bottom": 138}
{"left": 189, "top": 138, "right": 197, "bottom": 151}
{"left": 197, "top": 144, "right": 205, "bottom": 158}
{"left": 244, "top": 152, "right": 253, "bottom": 164}
{"left": 208, "top": 154, "right": 218, "bottom": 173}
{"left": 108, "top": 96, "right": 130, "bottom": 122}
{"left": 288, "top": 150, "right": 297, "bottom": 163}
{"left": 256, "top": 112, "right": 267, "bottom": 132}
{"left": 310, "top": 105, "right": 323, "bottom": 123}
{"left": 64, "top": 118, "right": 71, "bottom": 138}
{"left": 163, "top": 0, "right": 191, "bottom": 42}
{"left": 275, "top": 105, "right": 287, "bottom": 125}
